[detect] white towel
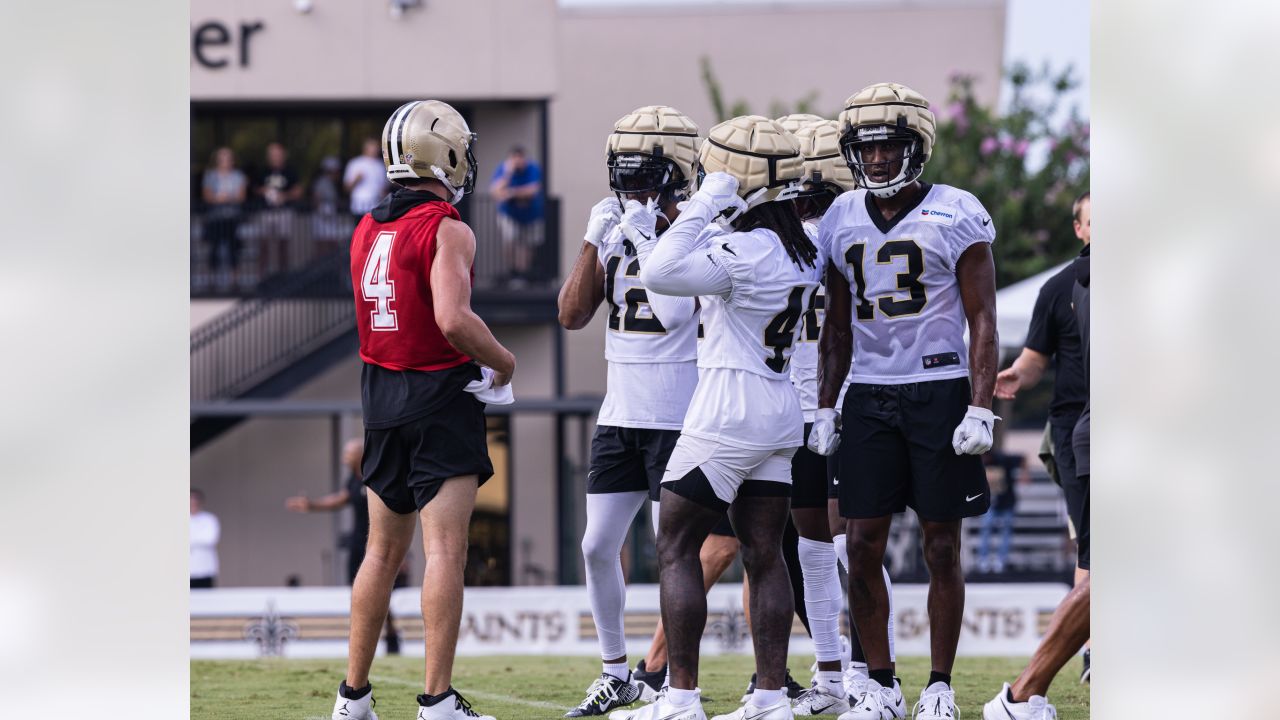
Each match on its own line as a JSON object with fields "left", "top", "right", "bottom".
{"left": 464, "top": 366, "right": 515, "bottom": 405}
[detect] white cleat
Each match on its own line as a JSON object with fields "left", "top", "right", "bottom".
{"left": 837, "top": 679, "right": 904, "bottom": 720}
{"left": 711, "top": 697, "right": 794, "bottom": 720}
{"left": 332, "top": 687, "right": 378, "bottom": 720}
{"left": 981, "top": 683, "right": 1057, "bottom": 720}
{"left": 842, "top": 667, "right": 869, "bottom": 705}
{"left": 792, "top": 686, "right": 850, "bottom": 716}
{"left": 621, "top": 692, "right": 707, "bottom": 720}
{"left": 416, "top": 688, "right": 495, "bottom": 720}
{"left": 912, "top": 682, "right": 957, "bottom": 720}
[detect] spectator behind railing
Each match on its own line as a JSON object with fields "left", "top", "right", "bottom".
{"left": 343, "top": 138, "right": 390, "bottom": 221}
{"left": 310, "top": 155, "right": 355, "bottom": 255}
{"left": 252, "top": 142, "right": 305, "bottom": 276}
{"left": 489, "top": 146, "right": 545, "bottom": 286}
{"left": 201, "top": 147, "right": 248, "bottom": 287}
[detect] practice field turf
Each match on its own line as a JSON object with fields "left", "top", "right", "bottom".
{"left": 192, "top": 655, "right": 1089, "bottom": 719}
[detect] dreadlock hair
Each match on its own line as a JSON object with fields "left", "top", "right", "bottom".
{"left": 731, "top": 199, "right": 818, "bottom": 269}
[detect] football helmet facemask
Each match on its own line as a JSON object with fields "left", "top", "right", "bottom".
{"left": 382, "top": 99, "right": 477, "bottom": 204}
{"left": 837, "top": 82, "right": 936, "bottom": 199}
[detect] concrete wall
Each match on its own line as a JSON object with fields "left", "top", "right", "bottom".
{"left": 190, "top": 0, "right": 558, "bottom": 100}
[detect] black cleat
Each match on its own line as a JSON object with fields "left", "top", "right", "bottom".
{"left": 633, "top": 660, "right": 667, "bottom": 702}
{"left": 739, "top": 669, "right": 807, "bottom": 704}
{"left": 1080, "top": 649, "right": 1091, "bottom": 684}
{"left": 565, "top": 673, "right": 641, "bottom": 717}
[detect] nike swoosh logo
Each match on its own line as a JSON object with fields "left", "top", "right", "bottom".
{"left": 982, "top": 217, "right": 991, "bottom": 226}
{"left": 721, "top": 243, "right": 737, "bottom": 256}
{"left": 639, "top": 232, "right": 651, "bottom": 242}
{"left": 966, "top": 493, "right": 984, "bottom": 502}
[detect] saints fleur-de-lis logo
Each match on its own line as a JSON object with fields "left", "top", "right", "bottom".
{"left": 708, "top": 600, "right": 750, "bottom": 651}
{"left": 244, "top": 601, "right": 299, "bottom": 657}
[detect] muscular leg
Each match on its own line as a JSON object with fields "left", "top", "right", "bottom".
{"left": 1074, "top": 565, "right": 1090, "bottom": 651}
{"left": 731, "top": 495, "right": 794, "bottom": 693}
{"left": 582, "top": 491, "right": 648, "bottom": 665}
{"left": 644, "top": 533, "right": 739, "bottom": 670}
{"left": 419, "top": 476, "right": 479, "bottom": 694}
{"left": 1011, "top": 573, "right": 1090, "bottom": 700}
{"left": 656, "top": 488, "right": 725, "bottom": 691}
{"left": 345, "top": 491, "right": 418, "bottom": 688}
{"left": 919, "top": 519, "right": 964, "bottom": 677}
{"left": 846, "top": 516, "right": 894, "bottom": 671}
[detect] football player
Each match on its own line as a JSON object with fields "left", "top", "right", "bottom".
{"left": 779, "top": 115, "right": 899, "bottom": 717}
{"left": 625, "top": 115, "right": 824, "bottom": 720}
{"left": 808, "top": 83, "right": 999, "bottom": 720}
{"left": 334, "top": 100, "right": 514, "bottom": 720}
{"left": 557, "top": 106, "right": 741, "bottom": 717}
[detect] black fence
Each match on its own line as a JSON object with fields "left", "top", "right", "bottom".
{"left": 191, "top": 195, "right": 561, "bottom": 297}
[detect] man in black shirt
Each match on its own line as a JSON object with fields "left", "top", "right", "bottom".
{"left": 253, "top": 142, "right": 304, "bottom": 275}
{"left": 285, "top": 438, "right": 406, "bottom": 653}
{"left": 994, "top": 190, "right": 1091, "bottom": 678}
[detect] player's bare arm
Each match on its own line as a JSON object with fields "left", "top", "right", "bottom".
{"left": 557, "top": 242, "right": 607, "bottom": 330}
{"left": 432, "top": 218, "right": 517, "bottom": 385}
{"left": 817, "top": 263, "right": 853, "bottom": 410}
{"left": 957, "top": 241, "right": 998, "bottom": 408}
{"left": 994, "top": 346, "right": 1049, "bottom": 400}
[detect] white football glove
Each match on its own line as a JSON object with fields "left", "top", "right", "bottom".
{"left": 807, "top": 408, "right": 841, "bottom": 456}
{"left": 951, "top": 405, "right": 1000, "bottom": 455}
{"left": 618, "top": 198, "right": 661, "bottom": 248}
{"left": 694, "top": 171, "right": 747, "bottom": 217}
{"left": 584, "top": 196, "right": 623, "bottom": 248}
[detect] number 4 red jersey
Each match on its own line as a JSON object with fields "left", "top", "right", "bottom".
{"left": 350, "top": 194, "right": 472, "bottom": 372}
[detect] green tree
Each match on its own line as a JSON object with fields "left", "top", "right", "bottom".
{"left": 925, "top": 64, "right": 1090, "bottom": 286}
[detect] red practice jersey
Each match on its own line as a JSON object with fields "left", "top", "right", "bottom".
{"left": 350, "top": 198, "right": 472, "bottom": 372}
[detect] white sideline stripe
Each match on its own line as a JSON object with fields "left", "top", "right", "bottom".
{"left": 369, "top": 674, "right": 566, "bottom": 711}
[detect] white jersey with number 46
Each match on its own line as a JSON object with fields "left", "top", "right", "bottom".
{"left": 683, "top": 228, "right": 825, "bottom": 450}
{"left": 817, "top": 183, "right": 995, "bottom": 385}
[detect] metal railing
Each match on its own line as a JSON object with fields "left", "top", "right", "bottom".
{"left": 191, "top": 254, "right": 353, "bottom": 401}
{"left": 191, "top": 195, "right": 560, "bottom": 298}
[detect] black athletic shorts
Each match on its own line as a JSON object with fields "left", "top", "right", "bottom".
{"left": 709, "top": 514, "right": 736, "bottom": 537}
{"left": 1050, "top": 419, "right": 1087, "bottom": 542}
{"left": 837, "top": 377, "right": 990, "bottom": 522}
{"left": 792, "top": 423, "right": 836, "bottom": 509}
{"left": 363, "top": 390, "right": 493, "bottom": 514}
{"left": 587, "top": 425, "right": 681, "bottom": 502}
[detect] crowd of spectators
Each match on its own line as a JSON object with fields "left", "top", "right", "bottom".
{"left": 195, "top": 139, "right": 392, "bottom": 291}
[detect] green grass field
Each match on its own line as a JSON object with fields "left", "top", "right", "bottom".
{"left": 192, "top": 654, "right": 1089, "bottom": 719}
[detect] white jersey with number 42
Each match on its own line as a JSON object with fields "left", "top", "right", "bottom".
{"left": 594, "top": 224, "right": 713, "bottom": 430}
{"left": 818, "top": 183, "right": 995, "bottom": 385}
{"left": 683, "top": 228, "right": 825, "bottom": 450}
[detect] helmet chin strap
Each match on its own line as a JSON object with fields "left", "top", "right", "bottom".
{"left": 430, "top": 166, "right": 466, "bottom": 204}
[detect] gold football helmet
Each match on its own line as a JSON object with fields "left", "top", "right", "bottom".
{"left": 793, "top": 120, "right": 857, "bottom": 220}
{"left": 382, "top": 100, "right": 477, "bottom": 203}
{"left": 837, "top": 82, "right": 936, "bottom": 198}
{"left": 775, "top": 113, "right": 826, "bottom": 135}
{"left": 697, "top": 114, "right": 804, "bottom": 223}
{"left": 606, "top": 105, "right": 700, "bottom": 205}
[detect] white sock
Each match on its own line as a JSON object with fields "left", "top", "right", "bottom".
{"left": 798, "top": 537, "right": 844, "bottom": 663}
{"left": 847, "top": 661, "right": 868, "bottom": 679}
{"left": 750, "top": 688, "right": 785, "bottom": 707}
{"left": 582, "top": 491, "right": 648, "bottom": 660}
{"left": 833, "top": 533, "right": 849, "bottom": 573}
{"left": 815, "top": 670, "right": 845, "bottom": 698}
{"left": 603, "top": 662, "right": 629, "bottom": 682}
{"left": 667, "top": 687, "right": 698, "bottom": 707}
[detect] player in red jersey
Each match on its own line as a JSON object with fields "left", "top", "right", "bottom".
{"left": 332, "top": 100, "right": 515, "bottom": 720}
